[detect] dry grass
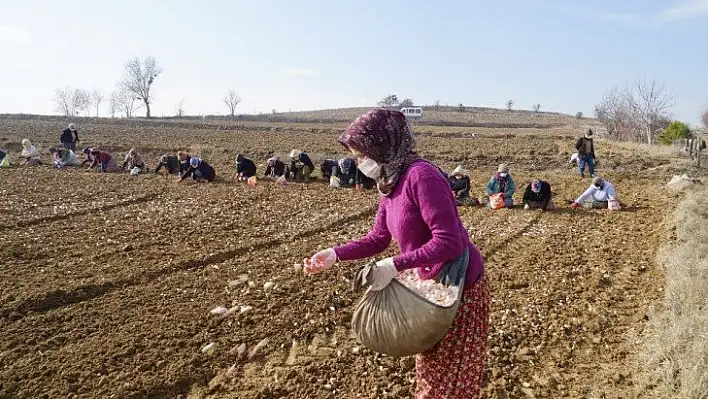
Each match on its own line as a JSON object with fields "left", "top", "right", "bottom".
{"left": 629, "top": 184, "right": 708, "bottom": 398}
{"left": 607, "top": 140, "right": 683, "bottom": 158}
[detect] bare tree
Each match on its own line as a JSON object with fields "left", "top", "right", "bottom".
{"left": 399, "top": 98, "right": 414, "bottom": 107}
{"left": 434, "top": 100, "right": 441, "bottom": 110}
{"left": 175, "top": 99, "right": 185, "bottom": 117}
{"left": 378, "top": 94, "right": 399, "bottom": 107}
{"left": 594, "top": 87, "right": 634, "bottom": 140}
{"left": 110, "top": 87, "right": 141, "bottom": 118}
{"left": 72, "top": 89, "right": 91, "bottom": 116}
{"left": 624, "top": 78, "right": 674, "bottom": 145}
{"left": 532, "top": 104, "right": 541, "bottom": 113}
{"left": 701, "top": 109, "right": 708, "bottom": 129}
{"left": 90, "top": 90, "right": 104, "bottom": 117}
{"left": 506, "top": 100, "right": 513, "bottom": 111}
{"left": 223, "top": 90, "right": 242, "bottom": 117}
{"left": 121, "top": 57, "right": 162, "bottom": 118}
{"left": 52, "top": 87, "right": 73, "bottom": 117}
{"left": 108, "top": 92, "right": 118, "bottom": 118}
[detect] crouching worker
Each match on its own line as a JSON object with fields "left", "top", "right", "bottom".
{"left": 449, "top": 165, "right": 480, "bottom": 206}
{"left": 570, "top": 176, "right": 620, "bottom": 210}
{"left": 0, "top": 149, "right": 9, "bottom": 168}
{"left": 523, "top": 179, "right": 554, "bottom": 211}
{"left": 49, "top": 147, "right": 80, "bottom": 168}
{"left": 486, "top": 164, "right": 515, "bottom": 208}
{"left": 264, "top": 156, "right": 287, "bottom": 179}
{"left": 20, "top": 139, "right": 42, "bottom": 165}
{"left": 88, "top": 149, "right": 118, "bottom": 172}
{"left": 289, "top": 149, "right": 315, "bottom": 181}
{"left": 322, "top": 158, "right": 358, "bottom": 188}
{"left": 235, "top": 154, "right": 257, "bottom": 181}
{"left": 177, "top": 151, "right": 192, "bottom": 177}
{"left": 122, "top": 148, "right": 146, "bottom": 175}
{"left": 179, "top": 157, "right": 215, "bottom": 183}
{"left": 155, "top": 154, "right": 180, "bottom": 176}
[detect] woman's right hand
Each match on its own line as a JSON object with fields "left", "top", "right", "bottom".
{"left": 304, "top": 248, "right": 337, "bottom": 274}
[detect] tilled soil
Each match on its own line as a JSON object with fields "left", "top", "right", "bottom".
{"left": 0, "top": 118, "right": 674, "bottom": 398}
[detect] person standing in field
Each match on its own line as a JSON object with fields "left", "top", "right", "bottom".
{"left": 87, "top": 149, "right": 118, "bottom": 172}
{"left": 178, "top": 156, "right": 216, "bottom": 183}
{"left": 60, "top": 123, "right": 80, "bottom": 152}
{"left": 523, "top": 179, "right": 554, "bottom": 211}
{"left": 575, "top": 129, "right": 596, "bottom": 178}
{"left": 20, "top": 139, "right": 42, "bottom": 165}
{"left": 486, "top": 164, "right": 515, "bottom": 208}
{"left": 448, "top": 165, "right": 480, "bottom": 206}
{"left": 304, "top": 109, "right": 489, "bottom": 399}
{"left": 264, "top": 156, "right": 287, "bottom": 179}
{"left": 289, "top": 149, "right": 315, "bottom": 181}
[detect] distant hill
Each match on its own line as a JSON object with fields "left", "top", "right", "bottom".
{"left": 0, "top": 106, "right": 594, "bottom": 130}
{"left": 231, "top": 106, "right": 583, "bottom": 128}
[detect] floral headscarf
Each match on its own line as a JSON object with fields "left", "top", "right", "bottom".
{"left": 339, "top": 109, "right": 420, "bottom": 196}
{"left": 338, "top": 158, "right": 354, "bottom": 176}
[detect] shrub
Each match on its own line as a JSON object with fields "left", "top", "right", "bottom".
{"left": 658, "top": 121, "right": 691, "bottom": 145}
{"left": 576, "top": 111, "right": 583, "bottom": 119}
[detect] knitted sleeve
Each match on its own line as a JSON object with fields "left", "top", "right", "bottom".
{"left": 392, "top": 166, "right": 464, "bottom": 271}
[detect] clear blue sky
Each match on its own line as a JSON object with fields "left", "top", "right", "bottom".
{"left": 1, "top": 0, "right": 706, "bottom": 124}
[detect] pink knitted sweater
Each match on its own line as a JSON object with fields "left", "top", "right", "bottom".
{"left": 334, "top": 160, "right": 484, "bottom": 286}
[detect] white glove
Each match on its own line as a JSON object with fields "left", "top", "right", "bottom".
{"left": 369, "top": 258, "right": 398, "bottom": 291}
{"left": 304, "top": 248, "right": 337, "bottom": 274}
{"left": 524, "top": 204, "right": 530, "bottom": 210}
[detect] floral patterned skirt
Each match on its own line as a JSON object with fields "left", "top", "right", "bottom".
{"left": 415, "top": 274, "right": 490, "bottom": 399}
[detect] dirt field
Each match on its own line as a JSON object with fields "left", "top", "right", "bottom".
{"left": 0, "top": 117, "right": 679, "bottom": 398}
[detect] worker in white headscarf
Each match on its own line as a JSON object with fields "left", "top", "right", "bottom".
{"left": 20, "top": 139, "right": 41, "bottom": 165}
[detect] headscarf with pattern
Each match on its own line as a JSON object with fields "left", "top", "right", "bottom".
{"left": 339, "top": 109, "right": 420, "bottom": 196}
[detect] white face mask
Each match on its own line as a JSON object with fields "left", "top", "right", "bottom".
{"left": 499, "top": 172, "right": 508, "bottom": 178}
{"left": 358, "top": 157, "right": 382, "bottom": 179}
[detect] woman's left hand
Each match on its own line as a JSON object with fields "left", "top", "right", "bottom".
{"left": 370, "top": 258, "right": 398, "bottom": 291}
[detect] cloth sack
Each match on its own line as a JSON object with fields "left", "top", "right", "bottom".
{"left": 489, "top": 193, "right": 506, "bottom": 210}
{"left": 329, "top": 176, "right": 340, "bottom": 188}
{"left": 0, "top": 158, "right": 10, "bottom": 168}
{"left": 350, "top": 249, "right": 469, "bottom": 357}
{"left": 608, "top": 199, "right": 621, "bottom": 211}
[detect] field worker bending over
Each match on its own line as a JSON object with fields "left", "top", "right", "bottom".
{"left": 486, "top": 164, "right": 515, "bottom": 208}
{"left": 448, "top": 165, "right": 480, "bottom": 206}
{"left": 289, "top": 149, "right": 315, "bottom": 181}
{"left": 49, "top": 147, "right": 81, "bottom": 168}
{"left": 264, "top": 156, "right": 287, "bottom": 179}
{"left": 20, "top": 139, "right": 41, "bottom": 165}
{"left": 60, "top": 123, "right": 80, "bottom": 152}
{"left": 571, "top": 176, "right": 620, "bottom": 210}
{"left": 177, "top": 151, "right": 192, "bottom": 177}
{"left": 80, "top": 147, "right": 95, "bottom": 166}
{"left": 87, "top": 149, "right": 118, "bottom": 172}
{"left": 569, "top": 152, "right": 579, "bottom": 166}
{"left": 179, "top": 156, "right": 215, "bottom": 183}
{"left": 155, "top": 154, "right": 180, "bottom": 176}
{"left": 321, "top": 158, "right": 358, "bottom": 188}
{"left": 575, "top": 129, "right": 596, "bottom": 178}
{"left": 523, "top": 179, "right": 554, "bottom": 211}
{"left": 0, "top": 149, "right": 9, "bottom": 168}
{"left": 235, "top": 154, "right": 257, "bottom": 181}
{"left": 122, "top": 148, "right": 146, "bottom": 175}
{"left": 304, "top": 109, "right": 489, "bottom": 398}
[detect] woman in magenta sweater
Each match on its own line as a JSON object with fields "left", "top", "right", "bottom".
{"left": 304, "top": 109, "right": 490, "bottom": 398}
